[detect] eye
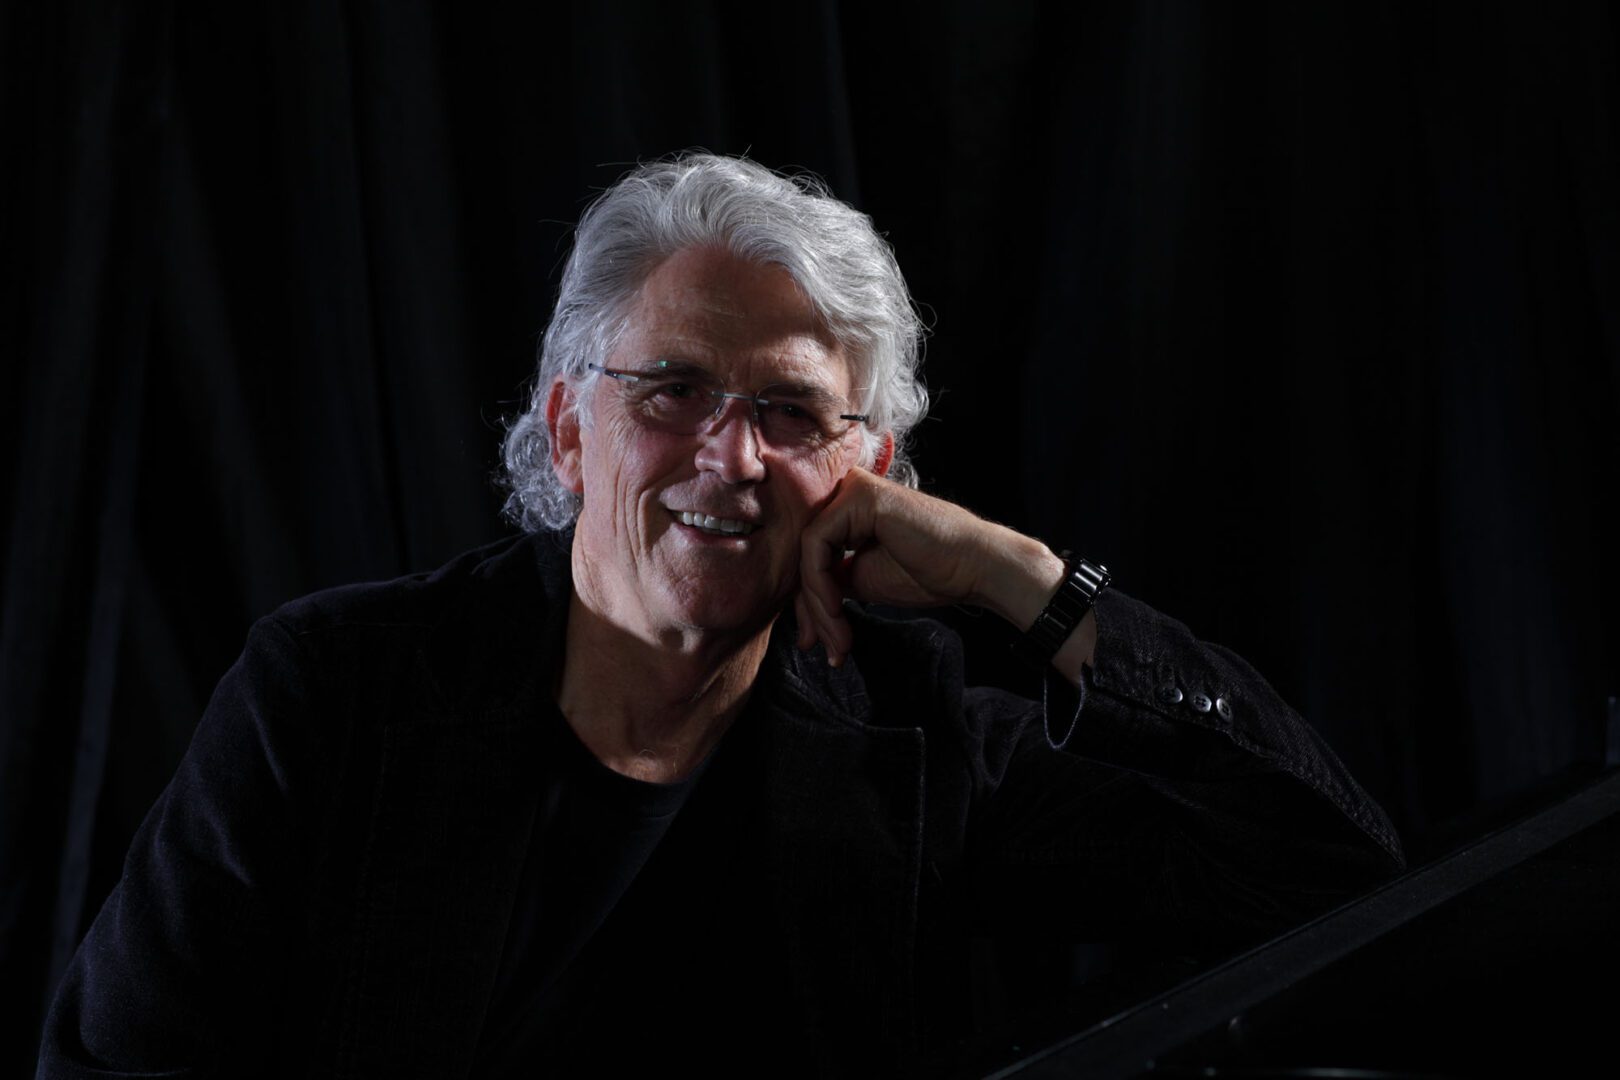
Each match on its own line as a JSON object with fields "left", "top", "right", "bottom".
{"left": 759, "top": 397, "right": 832, "bottom": 444}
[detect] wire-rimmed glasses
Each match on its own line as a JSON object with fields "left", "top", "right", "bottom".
{"left": 587, "top": 362, "right": 869, "bottom": 453}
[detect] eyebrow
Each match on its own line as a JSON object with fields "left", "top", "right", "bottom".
{"left": 634, "top": 358, "right": 711, "bottom": 378}
{"left": 642, "top": 357, "right": 842, "bottom": 399}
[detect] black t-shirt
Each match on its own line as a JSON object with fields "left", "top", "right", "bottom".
{"left": 470, "top": 697, "right": 794, "bottom": 1075}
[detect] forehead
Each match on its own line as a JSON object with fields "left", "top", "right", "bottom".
{"left": 616, "top": 247, "right": 850, "bottom": 393}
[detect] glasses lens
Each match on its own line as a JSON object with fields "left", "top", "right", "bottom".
{"left": 755, "top": 385, "right": 847, "bottom": 449}
{"left": 610, "top": 367, "right": 857, "bottom": 453}
{"left": 623, "top": 369, "right": 725, "bottom": 433}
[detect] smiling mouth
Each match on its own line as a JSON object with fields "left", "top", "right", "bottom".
{"left": 672, "top": 510, "right": 759, "bottom": 536}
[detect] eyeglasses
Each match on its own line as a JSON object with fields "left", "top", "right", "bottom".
{"left": 587, "top": 362, "right": 869, "bottom": 452}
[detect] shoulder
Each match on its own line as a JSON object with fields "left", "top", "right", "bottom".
{"left": 837, "top": 605, "right": 1041, "bottom": 737}
{"left": 243, "top": 530, "right": 573, "bottom": 718}
{"left": 846, "top": 605, "right": 967, "bottom": 670}
{"left": 266, "top": 531, "right": 568, "bottom": 640}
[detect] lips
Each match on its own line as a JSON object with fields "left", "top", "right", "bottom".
{"left": 672, "top": 509, "right": 759, "bottom": 536}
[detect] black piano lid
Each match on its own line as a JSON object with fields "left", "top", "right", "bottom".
{"left": 993, "top": 768, "right": 1620, "bottom": 1079}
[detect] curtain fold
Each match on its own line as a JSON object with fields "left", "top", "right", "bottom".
{"left": 4, "top": 1, "right": 1616, "bottom": 1072}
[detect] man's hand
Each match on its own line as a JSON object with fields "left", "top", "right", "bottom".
{"left": 794, "top": 469, "right": 1095, "bottom": 680}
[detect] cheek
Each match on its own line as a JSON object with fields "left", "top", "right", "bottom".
{"left": 813, "top": 438, "right": 863, "bottom": 490}
{"left": 784, "top": 449, "right": 858, "bottom": 521}
{"left": 587, "top": 419, "right": 689, "bottom": 520}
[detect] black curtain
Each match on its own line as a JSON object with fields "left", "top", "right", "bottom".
{"left": 4, "top": 1, "right": 1617, "bottom": 1072}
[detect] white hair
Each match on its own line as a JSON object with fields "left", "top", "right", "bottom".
{"left": 500, "top": 152, "right": 929, "bottom": 532}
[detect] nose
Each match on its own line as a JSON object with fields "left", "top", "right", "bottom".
{"left": 693, "top": 395, "right": 767, "bottom": 484}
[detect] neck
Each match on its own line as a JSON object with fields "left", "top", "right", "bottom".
{"left": 556, "top": 589, "right": 774, "bottom": 784}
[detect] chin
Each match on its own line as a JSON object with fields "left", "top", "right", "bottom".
{"left": 683, "top": 607, "right": 781, "bottom": 636}
{"left": 666, "top": 589, "right": 784, "bottom": 637}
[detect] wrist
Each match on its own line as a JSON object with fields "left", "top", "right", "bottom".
{"left": 1009, "top": 547, "right": 1110, "bottom": 675}
{"left": 973, "top": 531, "right": 1068, "bottom": 630}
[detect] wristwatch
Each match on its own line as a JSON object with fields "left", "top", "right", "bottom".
{"left": 1012, "top": 552, "right": 1110, "bottom": 667}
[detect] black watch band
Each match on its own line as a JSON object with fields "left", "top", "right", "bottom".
{"left": 1012, "top": 553, "right": 1110, "bottom": 667}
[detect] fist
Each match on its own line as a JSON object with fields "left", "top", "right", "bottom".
{"left": 793, "top": 469, "right": 1063, "bottom": 666}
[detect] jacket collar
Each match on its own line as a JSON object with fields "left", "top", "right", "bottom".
{"left": 418, "top": 529, "right": 574, "bottom": 723}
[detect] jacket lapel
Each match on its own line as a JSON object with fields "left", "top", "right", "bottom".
{"left": 760, "top": 640, "right": 928, "bottom": 1071}
{"left": 337, "top": 535, "right": 569, "bottom": 1079}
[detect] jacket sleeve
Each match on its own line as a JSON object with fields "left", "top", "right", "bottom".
{"left": 36, "top": 616, "right": 325, "bottom": 1080}
{"left": 970, "top": 588, "right": 1404, "bottom": 948}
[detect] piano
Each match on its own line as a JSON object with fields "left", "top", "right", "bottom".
{"left": 987, "top": 768, "right": 1620, "bottom": 1078}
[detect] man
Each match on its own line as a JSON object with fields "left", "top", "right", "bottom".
{"left": 39, "top": 154, "right": 1402, "bottom": 1078}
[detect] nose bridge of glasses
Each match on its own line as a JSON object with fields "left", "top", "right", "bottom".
{"left": 704, "top": 388, "right": 766, "bottom": 427}
{"left": 699, "top": 388, "right": 767, "bottom": 447}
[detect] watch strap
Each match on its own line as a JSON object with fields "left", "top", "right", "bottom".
{"left": 1013, "top": 553, "right": 1110, "bottom": 667}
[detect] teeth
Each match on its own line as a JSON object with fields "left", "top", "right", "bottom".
{"left": 676, "top": 511, "right": 756, "bottom": 535}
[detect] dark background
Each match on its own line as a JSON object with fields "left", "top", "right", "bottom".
{"left": 4, "top": 0, "right": 1617, "bottom": 1073}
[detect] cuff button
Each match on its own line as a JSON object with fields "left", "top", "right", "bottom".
{"left": 1190, "top": 692, "right": 1213, "bottom": 713}
{"left": 1215, "top": 696, "right": 1233, "bottom": 719}
{"left": 1156, "top": 684, "right": 1184, "bottom": 705}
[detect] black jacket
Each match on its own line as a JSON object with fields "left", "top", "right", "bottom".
{"left": 38, "top": 530, "right": 1403, "bottom": 1078}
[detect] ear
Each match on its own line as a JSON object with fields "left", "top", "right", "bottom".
{"left": 545, "top": 378, "right": 585, "bottom": 495}
{"left": 870, "top": 431, "right": 895, "bottom": 478}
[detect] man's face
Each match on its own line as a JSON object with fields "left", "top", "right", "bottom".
{"left": 553, "top": 246, "right": 869, "bottom": 642}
